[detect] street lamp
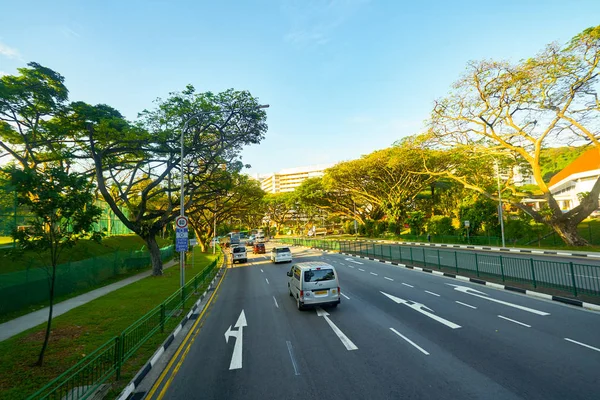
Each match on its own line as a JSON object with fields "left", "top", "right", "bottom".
{"left": 494, "top": 160, "right": 506, "bottom": 248}
{"left": 179, "top": 104, "right": 269, "bottom": 289}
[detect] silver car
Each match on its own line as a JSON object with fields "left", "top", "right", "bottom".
{"left": 287, "top": 262, "right": 340, "bottom": 310}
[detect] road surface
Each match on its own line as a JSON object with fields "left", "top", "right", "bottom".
{"left": 145, "top": 244, "right": 600, "bottom": 400}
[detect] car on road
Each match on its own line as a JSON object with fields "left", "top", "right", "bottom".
{"left": 271, "top": 246, "right": 292, "bottom": 263}
{"left": 253, "top": 243, "right": 265, "bottom": 254}
{"left": 287, "top": 262, "right": 340, "bottom": 310}
{"left": 247, "top": 235, "right": 255, "bottom": 246}
{"left": 231, "top": 245, "right": 247, "bottom": 264}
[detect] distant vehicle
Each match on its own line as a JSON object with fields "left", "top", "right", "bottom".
{"left": 253, "top": 243, "right": 265, "bottom": 254}
{"left": 229, "top": 232, "right": 241, "bottom": 247}
{"left": 232, "top": 246, "right": 247, "bottom": 264}
{"left": 287, "top": 262, "right": 340, "bottom": 310}
{"left": 271, "top": 247, "right": 292, "bottom": 263}
{"left": 256, "top": 230, "right": 265, "bottom": 243}
{"left": 247, "top": 235, "right": 255, "bottom": 246}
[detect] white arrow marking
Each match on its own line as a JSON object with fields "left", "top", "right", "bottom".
{"left": 225, "top": 310, "right": 247, "bottom": 370}
{"left": 316, "top": 307, "right": 358, "bottom": 350}
{"left": 345, "top": 258, "right": 363, "bottom": 265}
{"left": 446, "top": 284, "right": 550, "bottom": 316}
{"left": 380, "top": 291, "right": 461, "bottom": 329}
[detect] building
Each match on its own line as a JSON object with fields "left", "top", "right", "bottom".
{"left": 547, "top": 148, "right": 600, "bottom": 211}
{"left": 259, "top": 163, "right": 335, "bottom": 194}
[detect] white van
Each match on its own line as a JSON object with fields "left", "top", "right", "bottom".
{"left": 271, "top": 247, "right": 292, "bottom": 263}
{"left": 287, "top": 262, "right": 340, "bottom": 310}
{"left": 231, "top": 245, "right": 247, "bottom": 264}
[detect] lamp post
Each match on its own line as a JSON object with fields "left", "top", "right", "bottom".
{"left": 179, "top": 104, "right": 269, "bottom": 290}
{"left": 495, "top": 160, "right": 506, "bottom": 248}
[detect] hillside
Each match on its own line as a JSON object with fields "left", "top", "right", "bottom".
{"left": 540, "top": 146, "right": 588, "bottom": 183}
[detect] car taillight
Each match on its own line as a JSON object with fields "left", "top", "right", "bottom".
{"left": 338, "top": 286, "right": 341, "bottom": 294}
{"left": 300, "top": 290, "right": 304, "bottom": 298}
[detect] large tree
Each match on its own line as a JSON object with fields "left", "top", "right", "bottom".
{"left": 67, "top": 86, "right": 267, "bottom": 274}
{"left": 263, "top": 192, "right": 295, "bottom": 234}
{"left": 426, "top": 25, "right": 600, "bottom": 246}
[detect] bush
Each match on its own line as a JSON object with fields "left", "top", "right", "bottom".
{"left": 426, "top": 216, "right": 454, "bottom": 236}
{"left": 387, "top": 221, "right": 398, "bottom": 235}
{"left": 376, "top": 220, "right": 387, "bottom": 236}
{"left": 406, "top": 211, "right": 426, "bottom": 236}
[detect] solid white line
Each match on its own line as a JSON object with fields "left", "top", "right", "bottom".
{"left": 273, "top": 296, "right": 279, "bottom": 308}
{"left": 359, "top": 268, "right": 365, "bottom": 272}
{"left": 390, "top": 328, "right": 429, "bottom": 355}
{"left": 455, "top": 301, "right": 477, "bottom": 309}
{"left": 320, "top": 313, "right": 358, "bottom": 350}
{"left": 265, "top": 278, "right": 269, "bottom": 284}
{"left": 286, "top": 341, "right": 300, "bottom": 375}
{"left": 341, "top": 293, "right": 350, "bottom": 300}
{"left": 384, "top": 277, "right": 394, "bottom": 281}
{"left": 498, "top": 315, "right": 531, "bottom": 327}
{"left": 402, "top": 283, "right": 414, "bottom": 288}
{"left": 370, "top": 272, "right": 378, "bottom": 276}
{"left": 425, "top": 290, "right": 440, "bottom": 297}
{"left": 564, "top": 338, "right": 600, "bottom": 352}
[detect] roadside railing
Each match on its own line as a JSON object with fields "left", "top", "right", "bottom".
{"left": 279, "top": 238, "right": 600, "bottom": 298}
{"left": 26, "top": 253, "right": 222, "bottom": 400}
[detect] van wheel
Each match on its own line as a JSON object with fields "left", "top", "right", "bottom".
{"left": 297, "top": 298, "right": 304, "bottom": 311}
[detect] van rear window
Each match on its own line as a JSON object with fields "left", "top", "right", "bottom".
{"left": 276, "top": 248, "right": 290, "bottom": 253}
{"left": 233, "top": 247, "right": 245, "bottom": 253}
{"left": 304, "top": 269, "right": 335, "bottom": 282}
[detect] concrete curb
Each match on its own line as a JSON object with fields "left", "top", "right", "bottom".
{"left": 116, "top": 257, "right": 227, "bottom": 400}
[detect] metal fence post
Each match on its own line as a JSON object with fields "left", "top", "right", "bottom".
{"left": 372, "top": 243, "right": 375, "bottom": 257}
{"left": 160, "top": 303, "right": 166, "bottom": 333}
{"left": 530, "top": 258, "right": 537, "bottom": 288}
{"left": 474, "top": 253, "right": 479, "bottom": 277}
{"left": 410, "top": 247, "right": 413, "bottom": 264}
{"left": 389, "top": 244, "right": 392, "bottom": 262}
{"left": 569, "top": 261, "right": 578, "bottom": 297}
{"left": 499, "top": 256, "right": 505, "bottom": 282}
{"left": 114, "top": 335, "right": 122, "bottom": 381}
{"left": 454, "top": 251, "right": 459, "bottom": 273}
{"left": 437, "top": 249, "right": 441, "bottom": 269}
{"left": 423, "top": 247, "right": 427, "bottom": 267}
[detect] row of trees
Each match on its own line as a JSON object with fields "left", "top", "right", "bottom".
{"left": 269, "top": 26, "right": 600, "bottom": 247}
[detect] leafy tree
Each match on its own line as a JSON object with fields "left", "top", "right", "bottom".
{"left": 406, "top": 211, "right": 426, "bottom": 236}
{"left": 263, "top": 192, "right": 295, "bottom": 234}
{"left": 459, "top": 196, "right": 499, "bottom": 235}
{"left": 426, "top": 216, "right": 455, "bottom": 236}
{"left": 426, "top": 26, "right": 600, "bottom": 246}
{"left": 7, "top": 166, "right": 102, "bottom": 366}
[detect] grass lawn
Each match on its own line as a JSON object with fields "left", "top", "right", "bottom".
{"left": 0, "top": 246, "right": 221, "bottom": 400}
{"left": 0, "top": 234, "right": 172, "bottom": 274}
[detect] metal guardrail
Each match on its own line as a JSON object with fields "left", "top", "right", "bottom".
{"left": 279, "top": 238, "right": 600, "bottom": 298}
{"left": 26, "top": 256, "right": 220, "bottom": 400}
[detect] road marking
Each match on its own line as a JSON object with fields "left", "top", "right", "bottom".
{"left": 286, "top": 341, "right": 300, "bottom": 375}
{"left": 370, "top": 272, "right": 378, "bottom": 276}
{"left": 260, "top": 269, "right": 264, "bottom": 273}
{"left": 425, "top": 290, "right": 440, "bottom": 297}
{"left": 345, "top": 258, "right": 363, "bottom": 265}
{"left": 498, "top": 315, "right": 531, "bottom": 327}
{"left": 347, "top": 265, "right": 355, "bottom": 269}
{"left": 446, "top": 284, "right": 550, "bottom": 316}
{"left": 381, "top": 291, "right": 461, "bottom": 329}
{"left": 265, "top": 278, "right": 269, "bottom": 284}
{"left": 384, "top": 277, "right": 394, "bottom": 281}
{"left": 316, "top": 307, "right": 358, "bottom": 350}
{"left": 390, "top": 328, "right": 429, "bottom": 355}
{"left": 401, "top": 283, "right": 414, "bottom": 288}
{"left": 341, "top": 293, "right": 350, "bottom": 300}
{"left": 455, "top": 301, "right": 477, "bottom": 309}
{"left": 339, "top": 262, "right": 346, "bottom": 266}
{"left": 273, "top": 296, "right": 279, "bottom": 308}
{"left": 224, "top": 310, "right": 247, "bottom": 370}
{"left": 359, "top": 268, "right": 365, "bottom": 272}
{"left": 564, "top": 338, "right": 600, "bottom": 353}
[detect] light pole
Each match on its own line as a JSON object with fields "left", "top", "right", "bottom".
{"left": 495, "top": 160, "right": 506, "bottom": 248}
{"left": 213, "top": 213, "right": 217, "bottom": 255}
{"left": 179, "top": 104, "right": 269, "bottom": 290}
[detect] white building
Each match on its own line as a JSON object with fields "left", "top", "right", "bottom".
{"left": 259, "top": 163, "right": 335, "bottom": 194}
{"left": 547, "top": 148, "right": 600, "bottom": 211}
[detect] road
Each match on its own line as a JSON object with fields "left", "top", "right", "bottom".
{"left": 145, "top": 243, "right": 600, "bottom": 400}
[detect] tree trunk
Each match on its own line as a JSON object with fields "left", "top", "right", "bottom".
{"left": 198, "top": 240, "right": 207, "bottom": 252}
{"left": 551, "top": 222, "right": 589, "bottom": 246}
{"left": 145, "top": 235, "right": 163, "bottom": 276}
{"left": 36, "top": 266, "right": 56, "bottom": 366}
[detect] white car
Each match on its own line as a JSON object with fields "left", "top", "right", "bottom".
{"left": 232, "top": 246, "right": 247, "bottom": 264}
{"left": 271, "top": 247, "right": 292, "bottom": 263}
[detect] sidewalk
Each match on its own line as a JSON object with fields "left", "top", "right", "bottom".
{"left": 0, "top": 259, "right": 177, "bottom": 342}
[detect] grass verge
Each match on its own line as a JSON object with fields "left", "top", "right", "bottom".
{"left": 0, "top": 246, "right": 220, "bottom": 400}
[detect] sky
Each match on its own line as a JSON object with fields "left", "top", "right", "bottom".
{"left": 1, "top": 0, "right": 598, "bottom": 177}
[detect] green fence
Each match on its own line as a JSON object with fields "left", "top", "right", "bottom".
{"left": 26, "top": 255, "right": 221, "bottom": 400}
{"left": 0, "top": 245, "right": 175, "bottom": 315}
{"left": 280, "top": 238, "right": 600, "bottom": 298}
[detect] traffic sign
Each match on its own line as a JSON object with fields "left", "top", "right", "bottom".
{"left": 176, "top": 216, "right": 188, "bottom": 229}
{"left": 176, "top": 228, "right": 188, "bottom": 239}
{"left": 176, "top": 237, "right": 188, "bottom": 252}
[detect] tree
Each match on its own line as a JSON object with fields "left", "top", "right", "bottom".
{"left": 263, "top": 193, "right": 295, "bottom": 234}
{"left": 426, "top": 26, "right": 600, "bottom": 246}
{"left": 7, "top": 166, "right": 101, "bottom": 366}
{"left": 67, "top": 86, "right": 267, "bottom": 275}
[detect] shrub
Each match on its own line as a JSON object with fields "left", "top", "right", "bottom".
{"left": 426, "top": 216, "right": 454, "bottom": 236}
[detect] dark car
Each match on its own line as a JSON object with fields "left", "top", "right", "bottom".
{"left": 253, "top": 243, "right": 265, "bottom": 254}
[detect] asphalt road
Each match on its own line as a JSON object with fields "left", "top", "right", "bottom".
{"left": 146, "top": 244, "right": 600, "bottom": 400}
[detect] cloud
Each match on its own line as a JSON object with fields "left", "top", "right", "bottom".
{"left": 0, "top": 41, "right": 21, "bottom": 59}
{"left": 282, "top": 0, "right": 369, "bottom": 46}
{"left": 60, "top": 26, "right": 81, "bottom": 39}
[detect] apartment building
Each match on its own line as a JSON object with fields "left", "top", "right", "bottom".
{"left": 259, "top": 163, "right": 335, "bottom": 194}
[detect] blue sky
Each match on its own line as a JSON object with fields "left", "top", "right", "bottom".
{"left": 0, "top": 0, "right": 598, "bottom": 176}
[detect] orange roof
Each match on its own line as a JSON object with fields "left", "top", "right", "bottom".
{"left": 549, "top": 148, "right": 600, "bottom": 187}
